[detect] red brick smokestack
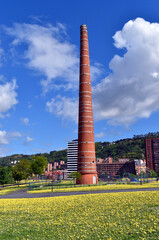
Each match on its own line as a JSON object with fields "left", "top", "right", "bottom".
{"left": 76, "top": 25, "right": 98, "bottom": 184}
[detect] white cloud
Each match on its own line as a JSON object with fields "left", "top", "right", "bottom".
{"left": 6, "top": 18, "right": 159, "bottom": 127}
{"left": 5, "top": 23, "right": 103, "bottom": 94}
{"left": 47, "top": 18, "right": 159, "bottom": 126}
{"left": 46, "top": 95, "right": 78, "bottom": 122}
{"left": 151, "top": 72, "right": 159, "bottom": 78}
{"left": 0, "top": 130, "right": 8, "bottom": 144}
{"left": 7, "top": 131, "right": 22, "bottom": 138}
{"left": 23, "top": 136, "right": 34, "bottom": 146}
{"left": 0, "top": 130, "right": 22, "bottom": 145}
{"left": 0, "top": 79, "right": 18, "bottom": 118}
{"left": 93, "top": 18, "right": 159, "bottom": 125}
{"left": 21, "top": 117, "right": 29, "bottom": 125}
{"left": 26, "top": 136, "right": 34, "bottom": 142}
{"left": 5, "top": 23, "right": 79, "bottom": 93}
{"left": 95, "top": 132, "right": 106, "bottom": 138}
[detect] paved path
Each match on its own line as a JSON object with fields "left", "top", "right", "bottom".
{"left": 0, "top": 187, "right": 158, "bottom": 199}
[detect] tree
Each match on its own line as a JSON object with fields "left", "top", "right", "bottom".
{"left": 12, "top": 170, "right": 25, "bottom": 186}
{"left": 13, "top": 159, "right": 32, "bottom": 182}
{"left": 31, "top": 156, "right": 47, "bottom": 177}
{"left": 149, "top": 169, "right": 157, "bottom": 178}
{"left": 0, "top": 166, "right": 13, "bottom": 185}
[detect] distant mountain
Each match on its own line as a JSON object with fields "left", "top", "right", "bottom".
{"left": 0, "top": 131, "right": 159, "bottom": 166}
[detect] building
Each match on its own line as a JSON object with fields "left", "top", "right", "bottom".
{"left": 45, "top": 170, "right": 63, "bottom": 180}
{"left": 67, "top": 139, "right": 78, "bottom": 176}
{"left": 97, "top": 161, "right": 136, "bottom": 177}
{"left": 47, "top": 163, "right": 53, "bottom": 172}
{"left": 96, "top": 158, "right": 104, "bottom": 163}
{"left": 145, "top": 138, "right": 159, "bottom": 174}
{"left": 47, "top": 161, "right": 66, "bottom": 171}
{"left": 77, "top": 24, "right": 98, "bottom": 184}
{"left": 103, "top": 157, "right": 113, "bottom": 163}
{"left": 134, "top": 159, "right": 146, "bottom": 175}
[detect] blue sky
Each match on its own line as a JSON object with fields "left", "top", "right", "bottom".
{"left": 0, "top": 0, "right": 159, "bottom": 156}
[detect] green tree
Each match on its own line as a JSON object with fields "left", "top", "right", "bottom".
{"left": 149, "top": 169, "right": 157, "bottom": 178}
{"left": 13, "top": 159, "right": 32, "bottom": 182}
{"left": 31, "top": 156, "right": 47, "bottom": 177}
{"left": 0, "top": 166, "right": 13, "bottom": 185}
{"left": 12, "top": 170, "right": 25, "bottom": 186}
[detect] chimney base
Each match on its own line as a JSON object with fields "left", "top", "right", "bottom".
{"left": 76, "top": 173, "right": 98, "bottom": 185}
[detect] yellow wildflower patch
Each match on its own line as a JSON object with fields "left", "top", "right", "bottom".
{"left": 0, "top": 191, "right": 158, "bottom": 239}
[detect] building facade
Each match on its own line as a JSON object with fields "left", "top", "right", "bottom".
{"left": 97, "top": 161, "right": 136, "bottom": 177}
{"left": 67, "top": 139, "right": 78, "bottom": 176}
{"left": 77, "top": 24, "right": 98, "bottom": 184}
{"left": 134, "top": 159, "right": 146, "bottom": 175}
{"left": 145, "top": 138, "right": 159, "bottom": 174}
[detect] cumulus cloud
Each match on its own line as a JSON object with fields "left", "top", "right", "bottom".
{"left": 5, "top": 23, "right": 79, "bottom": 93}
{"left": 5, "top": 22, "right": 102, "bottom": 93}
{"left": 21, "top": 117, "right": 29, "bottom": 125}
{"left": 0, "top": 79, "right": 18, "bottom": 118}
{"left": 0, "top": 130, "right": 22, "bottom": 145}
{"left": 93, "top": 17, "right": 159, "bottom": 125}
{"left": 47, "top": 18, "right": 159, "bottom": 126}
{"left": 5, "top": 18, "right": 159, "bottom": 127}
{"left": 46, "top": 95, "right": 78, "bottom": 122}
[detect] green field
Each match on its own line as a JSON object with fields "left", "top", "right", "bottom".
{"left": 0, "top": 191, "right": 158, "bottom": 239}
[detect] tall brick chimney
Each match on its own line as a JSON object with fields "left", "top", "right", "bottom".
{"left": 76, "top": 25, "right": 98, "bottom": 184}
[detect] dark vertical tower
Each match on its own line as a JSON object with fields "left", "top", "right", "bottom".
{"left": 145, "top": 138, "right": 159, "bottom": 174}
{"left": 77, "top": 25, "right": 98, "bottom": 184}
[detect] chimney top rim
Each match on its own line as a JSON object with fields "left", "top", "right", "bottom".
{"left": 80, "top": 24, "right": 87, "bottom": 28}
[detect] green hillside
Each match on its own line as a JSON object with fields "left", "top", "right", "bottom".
{"left": 0, "top": 132, "right": 159, "bottom": 166}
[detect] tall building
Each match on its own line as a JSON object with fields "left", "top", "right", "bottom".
{"left": 77, "top": 25, "right": 98, "bottom": 184}
{"left": 145, "top": 138, "right": 159, "bottom": 174}
{"left": 67, "top": 139, "right": 78, "bottom": 176}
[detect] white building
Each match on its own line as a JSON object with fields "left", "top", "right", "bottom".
{"left": 67, "top": 139, "right": 78, "bottom": 176}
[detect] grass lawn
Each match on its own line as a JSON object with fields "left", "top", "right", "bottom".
{"left": 0, "top": 191, "right": 158, "bottom": 239}
{"left": 27, "top": 181, "right": 159, "bottom": 194}
{"left": 0, "top": 185, "right": 27, "bottom": 195}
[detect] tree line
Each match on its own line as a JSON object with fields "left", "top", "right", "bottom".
{"left": 0, "top": 156, "right": 47, "bottom": 185}
{"left": 0, "top": 150, "right": 67, "bottom": 167}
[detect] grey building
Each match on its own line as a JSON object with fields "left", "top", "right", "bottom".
{"left": 67, "top": 139, "right": 78, "bottom": 176}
